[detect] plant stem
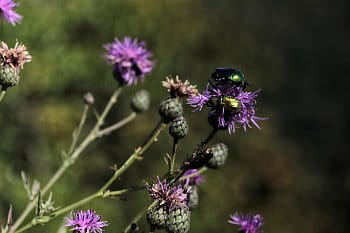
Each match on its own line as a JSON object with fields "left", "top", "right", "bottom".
{"left": 15, "top": 189, "right": 128, "bottom": 233}
{"left": 123, "top": 201, "right": 157, "bottom": 233}
{"left": 97, "top": 112, "right": 137, "bottom": 137}
{"left": 200, "top": 128, "right": 218, "bottom": 149}
{"left": 170, "top": 138, "right": 178, "bottom": 175}
{"left": 0, "top": 89, "right": 6, "bottom": 103}
{"left": 10, "top": 87, "right": 122, "bottom": 233}
{"left": 122, "top": 130, "right": 217, "bottom": 232}
{"left": 68, "top": 104, "right": 89, "bottom": 154}
{"left": 14, "top": 119, "right": 166, "bottom": 233}
{"left": 98, "top": 120, "right": 166, "bottom": 193}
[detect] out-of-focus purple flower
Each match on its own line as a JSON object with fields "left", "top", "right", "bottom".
{"left": 65, "top": 209, "right": 108, "bottom": 233}
{"left": 103, "top": 37, "right": 154, "bottom": 86}
{"left": 228, "top": 213, "right": 264, "bottom": 233}
{"left": 187, "top": 82, "right": 266, "bottom": 134}
{"left": 0, "top": 0, "right": 22, "bottom": 25}
{"left": 182, "top": 169, "right": 204, "bottom": 186}
{"left": 146, "top": 177, "right": 188, "bottom": 210}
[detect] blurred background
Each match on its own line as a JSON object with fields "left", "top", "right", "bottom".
{"left": 1, "top": 0, "right": 349, "bottom": 232}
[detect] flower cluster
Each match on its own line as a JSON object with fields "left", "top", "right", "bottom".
{"left": 229, "top": 213, "right": 264, "bottom": 233}
{"left": 103, "top": 37, "right": 154, "bottom": 86}
{"left": 0, "top": 41, "right": 32, "bottom": 69}
{"left": 162, "top": 75, "right": 198, "bottom": 97}
{"left": 146, "top": 177, "right": 188, "bottom": 210}
{"left": 0, "top": 41, "right": 32, "bottom": 88}
{"left": 65, "top": 209, "right": 108, "bottom": 233}
{"left": 188, "top": 81, "right": 265, "bottom": 134}
{"left": 0, "top": 0, "right": 22, "bottom": 25}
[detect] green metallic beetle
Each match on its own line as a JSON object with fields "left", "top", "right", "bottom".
{"left": 217, "top": 96, "right": 241, "bottom": 113}
{"left": 211, "top": 68, "right": 248, "bottom": 89}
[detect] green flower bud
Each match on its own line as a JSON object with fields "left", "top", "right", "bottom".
{"left": 131, "top": 89, "right": 150, "bottom": 113}
{"left": 159, "top": 98, "right": 183, "bottom": 123}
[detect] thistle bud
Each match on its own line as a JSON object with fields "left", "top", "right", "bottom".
{"left": 159, "top": 98, "right": 183, "bottom": 123}
{"left": 165, "top": 206, "right": 191, "bottom": 233}
{"left": 0, "top": 65, "right": 19, "bottom": 88}
{"left": 83, "top": 92, "right": 95, "bottom": 105}
{"left": 206, "top": 143, "right": 229, "bottom": 169}
{"left": 146, "top": 204, "right": 167, "bottom": 230}
{"left": 185, "top": 185, "right": 198, "bottom": 209}
{"left": 131, "top": 89, "right": 150, "bottom": 113}
{"left": 0, "top": 41, "right": 32, "bottom": 88}
{"left": 169, "top": 116, "right": 188, "bottom": 139}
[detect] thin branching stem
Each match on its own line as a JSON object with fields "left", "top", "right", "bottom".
{"left": 97, "top": 112, "right": 137, "bottom": 137}
{"left": 98, "top": 120, "right": 166, "bottom": 193}
{"left": 122, "top": 129, "right": 217, "bottom": 233}
{"left": 14, "top": 120, "right": 166, "bottom": 233}
{"left": 14, "top": 189, "right": 128, "bottom": 233}
{"left": 10, "top": 87, "right": 123, "bottom": 233}
{"left": 68, "top": 104, "right": 89, "bottom": 154}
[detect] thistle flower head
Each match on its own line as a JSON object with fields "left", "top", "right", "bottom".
{"left": 162, "top": 75, "right": 198, "bottom": 97}
{"left": 187, "top": 82, "right": 266, "bottom": 134}
{"left": 0, "top": 0, "right": 22, "bottom": 25}
{"left": 182, "top": 169, "right": 204, "bottom": 186}
{"left": 228, "top": 213, "right": 264, "bottom": 233}
{"left": 103, "top": 37, "right": 154, "bottom": 86}
{"left": 146, "top": 177, "right": 188, "bottom": 210}
{"left": 0, "top": 41, "right": 32, "bottom": 69}
{"left": 65, "top": 209, "right": 108, "bottom": 233}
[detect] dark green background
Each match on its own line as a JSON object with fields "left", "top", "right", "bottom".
{"left": 1, "top": 0, "right": 349, "bottom": 232}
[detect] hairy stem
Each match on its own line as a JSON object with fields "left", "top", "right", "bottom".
{"left": 11, "top": 87, "right": 122, "bottom": 233}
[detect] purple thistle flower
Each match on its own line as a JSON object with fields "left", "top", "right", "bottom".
{"left": 182, "top": 169, "right": 204, "bottom": 186}
{"left": 103, "top": 37, "right": 154, "bottom": 86}
{"left": 65, "top": 210, "right": 108, "bottom": 233}
{"left": 228, "top": 213, "right": 264, "bottom": 233}
{"left": 146, "top": 177, "right": 188, "bottom": 210}
{"left": 187, "top": 82, "right": 266, "bottom": 134}
{"left": 0, "top": 0, "right": 22, "bottom": 25}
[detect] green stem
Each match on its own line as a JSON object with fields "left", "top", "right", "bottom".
{"left": 170, "top": 138, "right": 178, "bottom": 175}
{"left": 0, "top": 89, "right": 6, "bottom": 103}
{"left": 97, "top": 112, "right": 137, "bottom": 137}
{"left": 15, "top": 189, "right": 128, "bottom": 233}
{"left": 10, "top": 87, "right": 122, "bottom": 233}
{"left": 98, "top": 120, "right": 166, "bottom": 193}
{"left": 68, "top": 104, "right": 89, "bottom": 154}
{"left": 200, "top": 128, "right": 218, "bottom": 149}
{"left": 123, "top": 130, "right": 217, "bottom": 233}
{"left": 123, "top": 201, "right": 157, "bottom": 233}
{"left": 14, "top": 119, "right": 166, "bottom": 233}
